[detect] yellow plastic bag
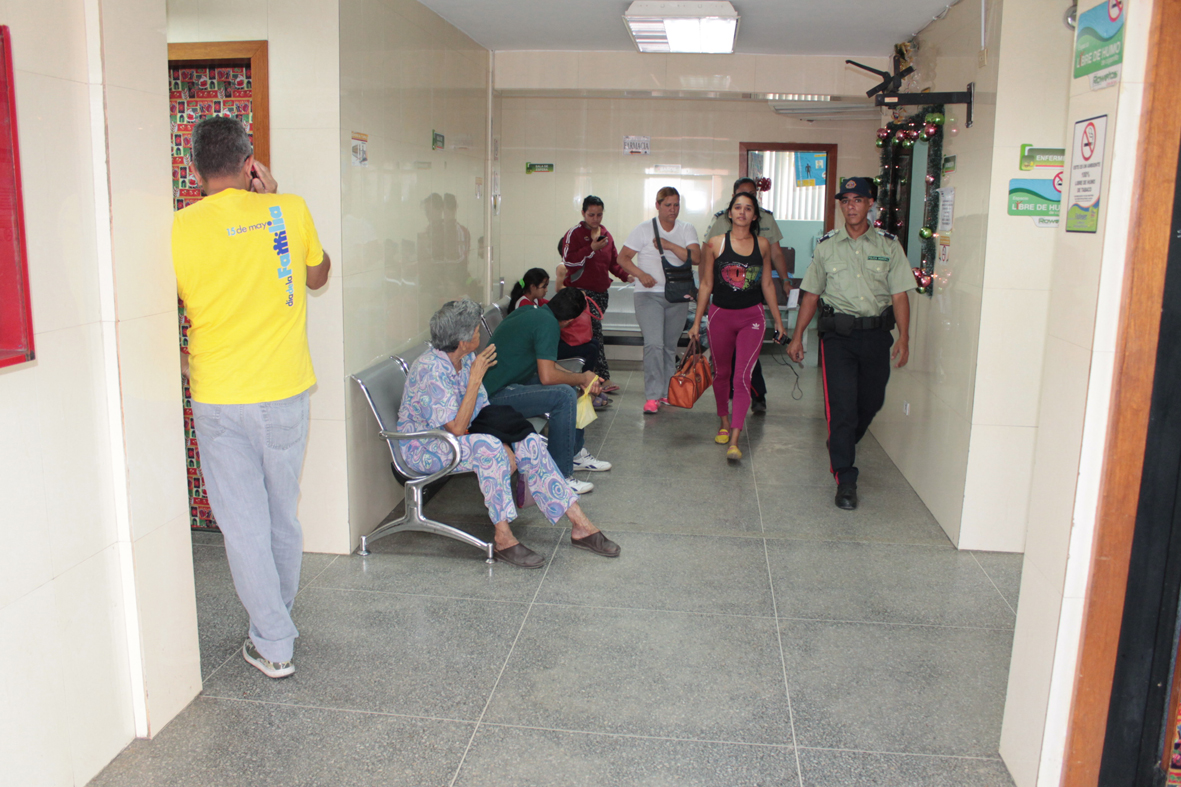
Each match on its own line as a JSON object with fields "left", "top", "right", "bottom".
{"left": 576, "top": 381, "right": 599, "bottom": 429}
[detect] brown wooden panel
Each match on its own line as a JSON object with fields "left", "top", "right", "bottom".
{"left": 168, "top": 41, "right": 269, "bottom": 167}
{"left": 1063, "top": 0, "right": 1181, "bottom": 783}
{"left": 739, "top": 142, "right": 838, "bottom": 232}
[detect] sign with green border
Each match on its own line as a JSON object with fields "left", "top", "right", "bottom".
{"left": 942, "top": 155, "right": 956, "bottom": 175}
{"left": 432, "top": 130, "right": 444, "bottom": 150}
{"left": 1019, "top": 145, "right": 1065, "bottom": 171}
{"left": 1008, "top": 177, "right": 1062, "bottom": 220}
{"left": 525, "top": 162, "right": 553, "bottom": 174}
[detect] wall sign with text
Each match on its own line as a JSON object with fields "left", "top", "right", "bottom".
{"left": 1066, "top": 115, "right": 1108, "bottom": 233}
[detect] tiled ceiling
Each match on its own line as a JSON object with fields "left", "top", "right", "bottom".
{"left": 414, "top": 0, "right": 973, "bottom": 56}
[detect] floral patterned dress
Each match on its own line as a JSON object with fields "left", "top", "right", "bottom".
{"left": 397, "top": 347, "right": 576, "bottom": 524}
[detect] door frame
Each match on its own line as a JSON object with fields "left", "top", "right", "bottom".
{"left": 167, "top": 40, "right": 270, "bottom": 166}
{"left": 1063, "top": 0, "right": 1181, "bottom": 782}
{"left": 738, "top": 142, "right": 838, "bottom": 232}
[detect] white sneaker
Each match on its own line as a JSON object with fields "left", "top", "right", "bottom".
{"left": 566, "top": 476, "right": 594, "bottom": 494}
{"left": 243, "top": 639, "right": 295, "bottom": 679}
{"left": 572, "top": 448, "right": 612, "bottom": 472}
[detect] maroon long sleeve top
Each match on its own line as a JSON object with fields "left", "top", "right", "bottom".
{"left": 560, "top": 221, "right": 628, "bottom": 293}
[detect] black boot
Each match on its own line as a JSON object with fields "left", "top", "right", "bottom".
{"left": 835, "top": 482, "right": 858, "bottom": 510}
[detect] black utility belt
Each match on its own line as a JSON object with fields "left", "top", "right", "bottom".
{"left": 817, "top": 302, "right": 895, "bottom": 336}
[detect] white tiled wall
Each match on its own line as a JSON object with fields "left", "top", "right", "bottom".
{"left": 339, "top": 0, "right": 490, "bottom": 546}
{"left": 168, "top": 0, "right": 349, "bottom": 554}
{"left": 869, "top": 0, "right": 1003, "bottom": 547}
{"left": 495, "top": 96, "right": 880, "bottom": 289}
{"left": 870, "top": 0, "right": 1074, "bottom": 554}
{"left": 1, "top": 0, "right": 199, "bottom": 783}
{"left": 999, "top": 1, "right": 1156, "bottom": 785}
{"left": 494, "top": 52, "right": 891, "bottom": 97}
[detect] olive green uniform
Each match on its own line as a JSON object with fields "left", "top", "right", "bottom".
{"left": 802, "top": 226, "right": 916, "bottom": 486}
{"left": 801, "top": 226, "right": 915, "bottom": 316}
{"left": 704, "top": 205, "right": 783, "bottom": 244}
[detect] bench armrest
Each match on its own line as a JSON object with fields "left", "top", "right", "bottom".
{"left": 379, "top": 427, "right": 462, "bottom": 486}
{"left": 556, "top": 357, "right": 584, "bottom": 373}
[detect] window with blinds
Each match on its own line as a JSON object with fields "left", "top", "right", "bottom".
{"left": 746, "top": 150, "right": 827, "bottom": 222}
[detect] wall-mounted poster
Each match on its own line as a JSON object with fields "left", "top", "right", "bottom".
{"left": 942, "top": 155, "right": 957, "bottom": 175}
{"left": 432, "top": 130, "right": 445, "bottom": 150}
{"left": 1074, "top": 0, "right": 1125, "bottom": 90}
{"left": 1008, "top": 176, "right": 1063, "bottom": 227}
{"left": 526, "top": 162, "right": 553, "bottom": 174}
{"left": 0, "top": 26, "right": 32, "bottom": 371}
{"left": 794, "top": 152, "right": 826, "bottom": 186}
{"left": 937, "top": 187, "right": 955, "bottom": 232}
{"left": 1065, "top": 115, "right": 1107, "bottom": 233}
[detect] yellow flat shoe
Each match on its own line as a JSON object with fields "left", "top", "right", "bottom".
{"left": 714, "top": 429, "right": 730, "bottom": 444}
{"left": 726, "top": 445, "right": 742, "bottom": 461}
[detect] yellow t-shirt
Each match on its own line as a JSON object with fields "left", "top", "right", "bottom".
{"left": 172, "top": 188, "right": 325, "bottom": 404}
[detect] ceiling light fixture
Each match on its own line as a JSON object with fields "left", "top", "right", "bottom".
{"left": 766, "top": 94, "right": 832, "bottom": 102}
{"left": 623, "top": 1, "right": 740, "bottom": 54}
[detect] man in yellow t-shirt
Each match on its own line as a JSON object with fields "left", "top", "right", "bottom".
{"left": 172, "top": 116, "right": 330, "bottom": 679}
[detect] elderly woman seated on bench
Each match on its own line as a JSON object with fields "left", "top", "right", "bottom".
{"left": 397, "top": 298, "right": 621, "bottom": 568}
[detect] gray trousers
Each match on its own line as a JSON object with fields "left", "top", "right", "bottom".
{"left": 634, "top": 292, "right": 689, "bottom": 400}
{"left": 192, "top": 390, "right": 310, "bottom": 663}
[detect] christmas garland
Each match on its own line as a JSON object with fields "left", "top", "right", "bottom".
{"left": 875, "top": 104, "right": 945, "bottom": 295}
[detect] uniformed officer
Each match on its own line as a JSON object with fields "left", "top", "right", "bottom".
{"left": 704, "top": 177, "right": 789, "bottom": 414}
{"left": 785, "top": 177, "right": 915, "bottom": 510}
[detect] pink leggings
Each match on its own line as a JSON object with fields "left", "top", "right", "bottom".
{"left": 707, "top": 303, "right": 765, "bottom": 432}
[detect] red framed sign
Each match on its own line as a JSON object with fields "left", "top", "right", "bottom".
{"left": 0, "top": 26, "right": 32, "bottom": 369}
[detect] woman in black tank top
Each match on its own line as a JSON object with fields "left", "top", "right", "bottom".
{"left": 689, "top": 192, "right": 786, "bottom": 461}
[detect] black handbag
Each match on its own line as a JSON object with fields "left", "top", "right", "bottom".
{"left": 652, "top": 218, "right": 697, "bottom": 304}
{"left": 468, "top": 404, "right": 536, "bottom": 444}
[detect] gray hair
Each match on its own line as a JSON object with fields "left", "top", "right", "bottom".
{"left": 430, "top": 299, "right": 484, "bottom": 353}
{"left": 191, "top": 116, "right": 253, "bottom": 179}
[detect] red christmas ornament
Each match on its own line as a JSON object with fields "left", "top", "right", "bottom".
{"left": 756, "top": 177, "right": 772, "bottom": 193}
{"left": 873, "top": 219, "right": 883, "bottom": 228}
{"left": 925, "top": 174, "right": 936, "bottom": 184}
{"left": 877, "top": 127, "right": 890, "bottom": 140}
{"left": 907, "top": 128, "right": 921, "bottom": 140}
{"left": 924, "top": 123, "right": 938, "bottom": 136}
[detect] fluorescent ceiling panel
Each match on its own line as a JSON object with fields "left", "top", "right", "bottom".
{"left": 624, "top": 1, "right": 739, "bottom": 54}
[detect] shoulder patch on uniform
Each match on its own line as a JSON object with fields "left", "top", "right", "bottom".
{"left": 815, "top": 228, "right": 839, "bottom": 245}
{"left": 875, "top": 228, "right": 897, "bottom": 241}
{"left": 761, "top": 207, "right": 774, "bottom": 215}
{"left": 713, "top": 209, "right": 725, "bottom": 218}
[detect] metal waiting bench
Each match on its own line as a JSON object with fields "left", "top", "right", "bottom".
{"left": 352, "top": 342, "right": 495, "bottom": 561}
{"left": 351, "top": 298, "right": 584, "bottom": 559}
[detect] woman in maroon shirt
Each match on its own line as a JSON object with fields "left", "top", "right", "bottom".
{"left": 559, "top": 195, "right": 632, "bottom": 391}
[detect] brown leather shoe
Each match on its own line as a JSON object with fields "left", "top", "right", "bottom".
{"left": 571, "top": 531, "right": 621, "bottom": 557}
{"left": 493, "top": 543, "right": 546, "bottom": 568}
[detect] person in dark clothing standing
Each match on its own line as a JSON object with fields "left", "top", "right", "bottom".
{"left": 785, "top": 177, "right": 915, "bottom": 510}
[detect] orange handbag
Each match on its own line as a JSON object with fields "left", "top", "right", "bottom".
{"left": 667, "top": 338, "right": 713, "bottom": 408}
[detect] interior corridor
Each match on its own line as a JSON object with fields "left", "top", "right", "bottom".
{"left": 90, "top": 356, "right": 1020, "bottom": 786}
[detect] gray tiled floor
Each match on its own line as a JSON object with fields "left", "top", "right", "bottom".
{"left": 91, "top": 357, "right": 1020, "bottom": 787}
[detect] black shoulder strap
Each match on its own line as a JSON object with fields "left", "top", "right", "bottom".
{"left": 652, "top": 218, "right": 664, "bottom": 255}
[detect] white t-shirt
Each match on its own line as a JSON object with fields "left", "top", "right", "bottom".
{"left": 622, "top": 219, "right": 700, "bottom": 294}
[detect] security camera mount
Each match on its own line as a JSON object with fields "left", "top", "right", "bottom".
{"left": 846, "top": 56, "right": 974, "bottom": 128}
